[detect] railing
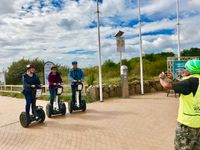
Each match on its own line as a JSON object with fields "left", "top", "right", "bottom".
{"left": 0, "top": 85, "right": 22, "bottom": 93}
{"left": 0, "top": 85, "right": 87, "bottom": 95}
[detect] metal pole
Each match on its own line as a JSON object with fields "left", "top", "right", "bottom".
{"left": 138, "top": 0, "right": 144, "bottom": 95}
{"left": 3, "top": 71, "right": 6, "bottom": 85}
{"left": 176, "top": 0, "right": 181, "bottom": 60}
{"left": 96, "top": 1, "right": 103, "bottom": 102}
{"left": 120, "top": 51, "right": 122, "bottom": 68}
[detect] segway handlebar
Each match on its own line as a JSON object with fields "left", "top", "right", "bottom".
{"left": 72, "top": 80, "right": 83, "bottom": 83}
{"left": 72, "top": 80, "right": 83, "bottom": 91}
{"left": 55, "top": 83, "right": 62, "bottom": 86}
{"left": 31, "top": 84, "right": 42, "bottom": 89}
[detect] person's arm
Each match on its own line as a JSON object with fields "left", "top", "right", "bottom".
{"left": 159, "top": 72, "right": 199, "bottom": 95}
{"left": 159, "top": 73, "right": 172, "bottom": 89}
{"left": 172, "top": 78, "right": 199, "bottom": 96}
{"left": 160, "top": 78, "right": 172, "bottom": 89}
{"left": 69, "top": 69, "right": 74, "bottom": 83}
{"left": 48, "top": 73, "right": 54, "bottom": 86}
{"left": 80, "top": 69, "right": 84, "bottom": 81}
{"left": 22, "top": 74, "right": 31, "bottom": 89}
{"left": 35, "top": 74, "right": 41, "bottom": 88}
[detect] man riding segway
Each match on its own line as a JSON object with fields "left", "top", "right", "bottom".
{"left": 68, "top": 61, "right": 86, "bottom": 113}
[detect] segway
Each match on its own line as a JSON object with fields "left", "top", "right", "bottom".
{"left": 68, "top": 80, "right": 86, "bottom": 113}
{"left": 46, "top": 84, "right": 66, "bottom": 118}
{"left": 19, "top": 87, "right": 45, "bottom": 128}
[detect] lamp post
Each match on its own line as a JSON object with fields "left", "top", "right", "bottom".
{"left": 138, "top": 0, "right": 144, "bottom": 95}
{"left": 176, "top": 0, "right": 181, "bottom": 60}
{"left": 96, "top": 0, "right": 103, "bottom": 102}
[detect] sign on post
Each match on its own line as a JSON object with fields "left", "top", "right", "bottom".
{"left": 173, "top": 60, "right": 187, "bottom": 78}
{"left": 116, "top": 37, "right": 125, "bottom": 52}
{"left": 44, "top": 61, "right": 55, "bottom": 86}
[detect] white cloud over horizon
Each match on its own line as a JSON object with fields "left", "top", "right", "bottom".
{"left": 0, "top": 0, "right": 200, "bottom": 71}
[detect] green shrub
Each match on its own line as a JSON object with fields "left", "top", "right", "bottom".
{"left": 86, "top": 73, "right": 96, "bottom": 86}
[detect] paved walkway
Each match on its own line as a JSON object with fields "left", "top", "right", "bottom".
{"left": 0, "top": 93, "right": 178, "bottom": 150}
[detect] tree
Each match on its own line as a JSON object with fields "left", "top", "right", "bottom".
{"left": 102, "top": 59, "right": 119, "bottom": 78}
{"left": 181, "top": 48, "right": 200, "bottom": 57}
{"left": 6, "top": 58, "right": 44, "bottom": 84}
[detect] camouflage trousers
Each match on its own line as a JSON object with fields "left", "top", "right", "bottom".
{"left": 175, "top": 122, "right": 200, "bottom": 150}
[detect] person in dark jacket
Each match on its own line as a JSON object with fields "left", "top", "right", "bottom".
{"left": 48, "top": 66, "right": 62, "bottom": 106}
{"left": 22, "top": 64, "right": 41, "bottom": 115}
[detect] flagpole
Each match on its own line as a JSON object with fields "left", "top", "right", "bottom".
{"left": 138, "top": 0, "right": 144, "bottom": 95}
{"left": 176, "top": 0, "right": 181, "bottom": 60}
{"left": 96, "top": 0, "right": 103, "bottom": 102}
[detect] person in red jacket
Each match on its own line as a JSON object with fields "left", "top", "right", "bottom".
{"left": 48, "top": 66, "right": 62, "bottom": 107}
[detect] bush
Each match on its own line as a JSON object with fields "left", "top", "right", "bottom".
{"left": 102, "top": 59, "right": 119, "bottom": 78}
{"left": 86, "top": 73, "right": 96, "bottom": 86}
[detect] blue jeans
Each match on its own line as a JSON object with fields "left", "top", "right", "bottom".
{"left": 71, "top": 85, "right": 81, "bottom": 105}
{"left": 25, "top": 92, "right": 36, "bottom": 115}
{"left": 49, "top": 88, "right": 60, "bottom": 106}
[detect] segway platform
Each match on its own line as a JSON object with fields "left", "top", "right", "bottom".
{"left": 68, "top": 81, "right": 87, "bottom": 113}
{"left": 19, "top": 106, "right": 45, "bottom": 128}
{"left": 46, "top": 84, "right": 66, "bottom": 118}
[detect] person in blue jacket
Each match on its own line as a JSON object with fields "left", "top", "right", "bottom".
{"left": 69, "top": 61, "right": 84, "bottom": 105}
{"left": 22, "top": 64, "right": 41, "bottom": 115}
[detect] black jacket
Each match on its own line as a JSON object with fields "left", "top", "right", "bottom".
{"left": 22, "top": 73, "right": 41, "bottom": 94}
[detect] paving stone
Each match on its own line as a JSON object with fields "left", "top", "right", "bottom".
{"left": 0, "top": 93, "right": 178, "bottom": 150}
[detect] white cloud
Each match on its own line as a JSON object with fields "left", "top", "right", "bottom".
{"left": 0, "top": 0, "right": 15, "bottom": 14}
{"left": 188, "top": 0, "right": 200, "bottom": 7}
{"left": 0, "top": 0, "right": 200, "bottom": 71}
{"left": 141, "top": 0, "right": 175, "bottom": 16}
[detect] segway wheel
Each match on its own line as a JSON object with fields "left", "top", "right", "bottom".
{"left": 82, "top": 100, "right": 87, "bottom": 112}
{"left": 36, "top": 108, "right": 45, "bottom": 123}
{"left": 19, "top": 112, "right": 30, "bottom": 128}
{"left": 60, "top": 102, "right": 66, "bottom": 115}
{"left": 46, "top": 103, "right": 53, "bottom": 118}
{"left": 68, "top": 100, "right": 73, "bottom": 114}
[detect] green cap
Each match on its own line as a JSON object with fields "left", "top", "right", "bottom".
{"left": 185, "top": 60, "right": 200, "bottom": 74}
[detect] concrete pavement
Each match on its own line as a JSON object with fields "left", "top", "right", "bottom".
{"left": 0, "top": 92, "right": 178, "bottom": 150}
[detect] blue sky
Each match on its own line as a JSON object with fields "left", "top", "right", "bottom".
{"left": 0, "top": 0, "right": 200, "bottom": 70}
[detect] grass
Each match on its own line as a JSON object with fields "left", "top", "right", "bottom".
{"left": 0, "top": 92, "right": 24, "bottom": 99}
{"left": 0, "top": 92, "right": 93, "bottom": 103}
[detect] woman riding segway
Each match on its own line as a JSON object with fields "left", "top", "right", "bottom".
{"left": 46, "top": 66, "right": 66, "bottom": 117}
{"left": 20, "top": 64, "right": 45, "bottom": 128}
{"left": 48, "top": 66, "right": 62, "bottom": 107}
